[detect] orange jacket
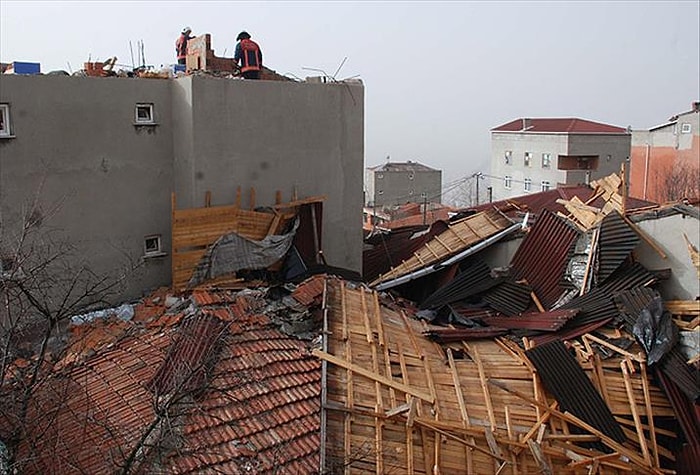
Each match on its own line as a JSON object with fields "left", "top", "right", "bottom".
{"left": 234, "top": 39, "right": 263, "bottom": 72}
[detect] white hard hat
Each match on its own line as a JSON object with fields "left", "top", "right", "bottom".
{"left": 182, "top": 26, "right": 192, "bottom": 34}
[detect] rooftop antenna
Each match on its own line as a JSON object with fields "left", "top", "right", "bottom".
{"left": 66, "top": 61, "right": 73, "bottom": 74}
{"left": 386, "top": 155, "right": 390, "bottom": 163}
{"left": 129, "top": 40, "right": 135, "bottom": 70}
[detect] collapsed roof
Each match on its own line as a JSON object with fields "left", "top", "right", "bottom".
{"left": 2, "top": 172, "right": 698, "bottom": 474}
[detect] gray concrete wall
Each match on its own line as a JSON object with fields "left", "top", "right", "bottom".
{"left": 0, "top": 75, "right": 174, "bottom": 299}
{"left": 567, "top": 134, "right": 630, "bottom": 184}
{"left": 635, "top": 213, "right": 699, "bottom": 300}
{"left": 176, "top": 76, "right": 364, "bottom": 271}
{"left": 0, "top": 74, "right": 364, "bottom": 302}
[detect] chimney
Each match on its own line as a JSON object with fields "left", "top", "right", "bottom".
{"left": 693, "top": 101, "right": 700, "bottom": 112}
{"left": 522, "top": 118, "right": 531, "bottom": 130}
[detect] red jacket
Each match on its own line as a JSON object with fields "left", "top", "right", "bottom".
{"left": 176, "top": 34, "right": 191, "bottom": 60}
{"left": 234, "top": 39, "right": 262, "bottom": 72}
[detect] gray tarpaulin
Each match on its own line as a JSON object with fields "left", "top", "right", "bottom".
{"left": 188, "top": 219, "right": 299, "bottom": 287}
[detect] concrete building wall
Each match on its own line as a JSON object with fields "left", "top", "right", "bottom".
{"left": 566, "top": 134, "right": 631, "bottom": 184}
{"left": 490, "top": 133, "right": 568, "bottom": 201}
{"left": 176, "top": 76, "right": 364, "bottom": 271}
{"left": 367, "top": 169, "right": 441, "bottom": 208}
{"left": 491, "top": 132, "right": 630, "bottom": 201}
{"left": 629, "top": 110, "right": 700, "bottom": 203}
{"left": 0, "top": 74, "right": 364, "bottom": 302}
{"left": 635, "top": 213, "right": 699, "bottom": 300}
{"left": 0, "top": 75, "right": 174, "bottom": 298}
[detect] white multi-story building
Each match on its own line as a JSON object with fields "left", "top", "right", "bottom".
{"left": 490, "top": 118, "right": 631, "bottom": 201}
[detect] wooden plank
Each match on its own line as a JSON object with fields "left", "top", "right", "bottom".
{"left": 341, "top": 281, "right": 353, "bottom": 475}
{"left": 447, "top": 348, "right": 474, "bottom": 474}
{"left": 639, "top": 362, "right": 660, "bottom": 468}
{"left": 465, "top": 343, "right": 497, "bottom": 431}
{"left": 622, "top": 214, "right": 667, "bottom": 259}
{"left": 620, "top": 360, "right": 651, "bottom": 466}
{"left": 312, "top": 349, "right": 435, "bottom": 404}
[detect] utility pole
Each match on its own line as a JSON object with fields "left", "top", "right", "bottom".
{"left": 474, "top": 172, "right": 483, "bottom": 206}
{"left": 422, "top": 193, "right": 428, "bottom": 225}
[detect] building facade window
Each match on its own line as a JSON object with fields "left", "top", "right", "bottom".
{"left": 541, "top": 180, "right": 551, "bottom": 192}
{"left": 524, "top": 178, "right": 532, "bottom": 192}
{"left": 376, "top": 173, "right": 384, "bottom": 179}
{"left": 135, "top": 103, "right": 155, "bottom": 124}
{"left": 504, "top": 175, "right": 512, "bottom": 189}
{"left": 681, "top": 123, "right": 692, "bottom": 134}
{"left": 408, "top": 173, "right": 415, "bottom": 180}
{"left": 504, "top": 150, "right": 512, "bottom": 165}
{"left": 0, "top": 104, "right": 11, "bottom": 137}
{"left": 541, "top": 153, "right": 551, "bottom": 168}
{"left": 524, "top": 152, "right": 532, "bottom": 167}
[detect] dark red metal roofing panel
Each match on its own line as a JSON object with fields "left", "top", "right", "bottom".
{"left": 526, "top": 340, "right": 626, "bottom": 443}
{"left": 492, "top": 118, "right": 627, "bottom": 134}
{"left": 423, "top": 327, "right": 509, "bottom": 342}
{"left": 481, "top": 308, "right": 578, "bottom": 332}
{"left": 597, "top": 211, "right": 640, "bottom": 283}
{"left": 510, "top": 209, "right": 579, "bottom": 309}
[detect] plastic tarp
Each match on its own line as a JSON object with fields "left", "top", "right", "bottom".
{"left": 633, "top": 295, "right": 679, "bottom": 366}
{"left": 188, "top": 219, "right": 299, "bottom": 288}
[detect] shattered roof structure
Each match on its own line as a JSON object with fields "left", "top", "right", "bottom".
{"left": 2, "top": 171, "right": 698, "bottom": 474}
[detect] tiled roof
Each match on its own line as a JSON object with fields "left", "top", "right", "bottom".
{"left": 492, "top": 117, "right": 628, "bottom": 134}
{"left": 10, "top": 287, "right": 321, "bottom": 474}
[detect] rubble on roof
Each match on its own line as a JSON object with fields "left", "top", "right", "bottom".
{"left": 2, "top": 171, "right": 698, "bottom": 474}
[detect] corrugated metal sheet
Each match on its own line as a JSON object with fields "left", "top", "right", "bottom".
{"left": 419, "top": 259, "right": 498, "bottom": 310}
{"left": 510, "top": 209, "right": 580, "bottom": 309}
{"left": 561, "top": 262, "right": 658, "bottom": 327}
{"left": 612, "top": 286, "right": 659, "bottom": 330}
{"left": 480, "top": 308, "right": 578, "bottom": 332}
{"left": 362, "top": 222, "right": 447, "bottom": 282}
{"left": 597, "top": 211, "right": 640, "bottom": 283}
{"left": 423, "top": 326, "right": 508, "bottom": 342}
{"left": 482, "top": 280, "right": 532, "bottom": 316}
{"left": 657, "top": 347, "right": 700, "bottom": 401}
{"left": 526, "top": 340, "right": 626, "bottom": 443}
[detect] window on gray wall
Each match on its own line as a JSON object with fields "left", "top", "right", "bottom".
{"left": 504, "top": 176, "right": 512, "bottom": 189}
{"left": 144, "top": 235, "right": 163, "bottom": 257}
{"left": 524, "top": 152, "right": 532, "bottom": 167}
{"left": 542, "top": 153, "right": 551, "bottom": 168}
{"left": 541, "top": 180, "right": 551, "bottom": 192}
{"left": 135, "top": 103, "right": 154, "bottom": 123}
{"left": 504, "top": 150, "right": 512, "bottom": 165}
{"left": 0, "top": 104, "right": 11, "bottom": 137}
{"left": 524, "top": 178, "right": 531, "bottom": 192}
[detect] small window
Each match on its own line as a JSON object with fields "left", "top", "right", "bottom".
{"left": 524, "top": 152, "right": 532, "bottom": 167}
{"left": 504, "top": 150, "right": 512, "bottom": 165}
{"left": 409, "top": 190, "right": 414, "bottom": 195}
{"left": 420, "top": 192, "right": 427, "bottom": 198}
{"left": 524, "top": 178, "right": 532, "bottom": 192}
{"left": 541, "top": 153, "right": 551, "bottom": 169}
{"left": 378, "top": 190, "right": 384, "bottom": 195}
{"left": 541, "top": 180, "right": 551, "bottom": 192}
{"left": 144, "top": 235, "right": 163, "bottom": 257}
{"left": 377, "top": 173, "right": 384, "bottom": 179}
{"left": 135, "top": 103, "right": 154, "bottom": 124}
{"left": 408, "top": 173, "right": 415, "bottom": 180}
{"left": 681, "top": 123, "right": 692, "bottom": 134}
{"left": 0, "top": 104, "right": 11, "bottom": 137}
{"left": 504, "top": 176, "right": 512, "bottom": 189}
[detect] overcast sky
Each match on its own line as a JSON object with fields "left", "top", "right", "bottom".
{"left": 1, "top": 1, "right": 698, "bottom": 187}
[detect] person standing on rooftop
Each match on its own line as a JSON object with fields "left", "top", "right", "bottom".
{"left": 234, "top": 31, "right": 263, "bottom": 80}
{"left": 176, "top": 27, "right": 195, "bottom": 65}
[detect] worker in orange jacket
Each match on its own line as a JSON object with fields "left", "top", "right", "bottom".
{"left": 176, "top": 27, "right": 195, "bottom": 65}
{"left": 234, "top": 31, "right": 263, "bottom": 79}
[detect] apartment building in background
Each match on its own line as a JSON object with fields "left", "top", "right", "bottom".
{"left": 490, "top": 118, "right": 631, "bottom": 201}
{"left": 364, "top": 160, "right": 442, "bottom": 208}
{"left": 629, "top": 102, "right": 700, "bottom": 203}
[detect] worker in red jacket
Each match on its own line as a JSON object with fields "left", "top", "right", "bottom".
{"left": 234, "top": 31, "right": 263, "bottom": 79}
{"left": 176, "top": 27, "right": 194, "bottom": 65}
